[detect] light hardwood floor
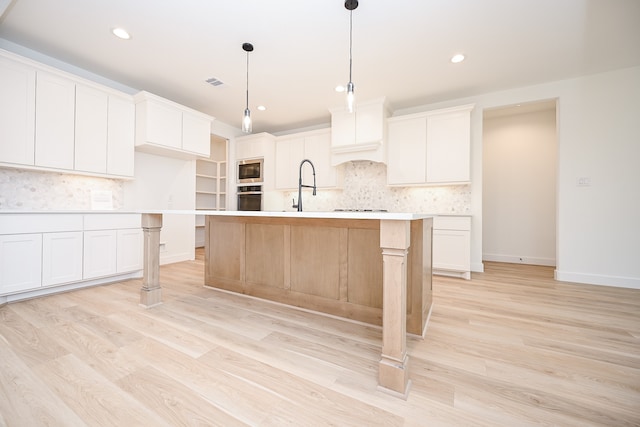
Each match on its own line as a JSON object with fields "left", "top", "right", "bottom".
{"left": 1, "top": 252, "right": 639, "bottom": 426}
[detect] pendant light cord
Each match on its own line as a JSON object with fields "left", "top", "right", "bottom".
{"left": 349, "top": 8, "right": 353, "bottom": 82}
{"left": 245, "top": 51, "right": 249, "bottom": 108}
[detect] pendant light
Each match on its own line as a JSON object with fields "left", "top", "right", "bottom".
{"left": 345, "top": 0, "right": 358, "bottom": 113}
{"left": 241, "top": 42, "right": 253, "bottom": 133}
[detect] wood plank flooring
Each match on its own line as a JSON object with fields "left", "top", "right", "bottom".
{"left": 1, "top": 253, "right": 639, "bottom": 426}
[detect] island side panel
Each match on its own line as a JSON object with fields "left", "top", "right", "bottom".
{"left": 246, "top": 223, "right": 285, "bottom": 289}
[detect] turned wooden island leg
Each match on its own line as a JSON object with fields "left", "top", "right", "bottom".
{"left": 378, "top": 219, "right": 411, "bottom": 399}
{"left": 140, "top": 213, "right": 163, "bottom": 307}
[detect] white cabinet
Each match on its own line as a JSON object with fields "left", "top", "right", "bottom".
{"left": 74, "top": 85, "right": 135, "bottom": 177}
{"left": 330, "top": 97, "right": 389, "bottom": 165}
{"left": 433, "top": 216, "right": 471, "bottom": 280}
{"left": 83, "top": 230, "right": 117, "bottom": 279}
{"left": 107, "top": 95, "right": 135, "bottom": 177}
{"left": 387, "top": 114, "right": 427, "bottom": 185}
{"left": 426, "top": 105, "right": 473, "bottom": 183}
{"left": 386, "top": 104, "right": 473, "bottom": 185}
{"left": 117, "top": 228, "right": 143, "bottom": 273}
{"left": 0, "top": 213, "right": 142, "bottom": 300}
{"left": 134, "top": 91, "right": 213, "bottom": 159}
{"left": 0, "top": 54, "right": 36, "bottom": 166}
{"left": 275, "top": 129, "right": 338, "bottom": 190}
{"left": 35, "top": 71, "right": 76, "bottom": 170}
{"left": 42, "top": 231, "right": 83, "bottom": 286}
{"left": 0, "top": 49, "right": 135, "bottom": 178}
{"left": 75, "top": 84, "right": 108, "bottom": 173}
{"left": 0, "top": 233, "right": 42, "bottom": 294}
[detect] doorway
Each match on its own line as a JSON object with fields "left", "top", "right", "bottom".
{"left": 482, "top": 99, "right": 557, "bottom": 266}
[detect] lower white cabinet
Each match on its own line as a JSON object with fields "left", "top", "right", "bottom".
{"left": 116, "top": 228, "right": 143, "bottom": 273}
{"left": 83, "top": 230, "right": 118, "bottom": 279}
{"left": 0, "top": 233, "right": 42, "bottom": 294}
{"left": 433, "top": 216, "right": 471, "bottom": 280}
{"left": 0, "top": 213, "right": 143, "bottom": 300}
{"left": 42, "top": 231, "right": 83, "bottom": 286}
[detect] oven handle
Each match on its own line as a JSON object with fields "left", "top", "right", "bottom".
{"left": 237, "top": 191, "right": 263, "bottom": 195}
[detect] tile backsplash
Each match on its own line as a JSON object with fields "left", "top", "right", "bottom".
{"left": 0, "top": 168, "right": 124, "bottom": 210}
{"left": 282, "top": 161, "right": 471, "bottom": 214}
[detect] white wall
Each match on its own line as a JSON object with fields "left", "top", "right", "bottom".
{"left": 396, "top": 65, "right": 640, "bottom": 288}
{"left": 482, "top": 108, "right": 557, "bottom": 266}
{"left": 123, "top": 152, "right": 196, "bottom": 265}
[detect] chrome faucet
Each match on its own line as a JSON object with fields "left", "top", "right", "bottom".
{"left": 293, "top": 159, "right": 316, "bottom": 211}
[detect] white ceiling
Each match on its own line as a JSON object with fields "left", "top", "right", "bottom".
{"left": 1, "top": 0, "right": 639, "bottom": 134}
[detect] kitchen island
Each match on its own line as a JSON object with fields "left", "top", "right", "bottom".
{"left": 140, "top": 210, "right": 433, "bottom": 398}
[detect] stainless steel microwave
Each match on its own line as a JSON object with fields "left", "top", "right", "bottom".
{"left": 237, "top": 158, "right": 264, "bottom": 183}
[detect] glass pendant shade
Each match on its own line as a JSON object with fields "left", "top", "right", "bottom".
{"left": 242, "top": 107, "right": 252, "bottom": 133}
{"left": 346, "top": 81, "right": 355, "bottom": 113}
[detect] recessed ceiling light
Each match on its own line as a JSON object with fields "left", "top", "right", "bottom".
{"left": 450, "top": 54, "right": 465, "bottom": 63}
{"left": 257, "top": 105, "right": 266, "bottom": 111}
{"left": 111, "top": 27, "right": 131, "bottom": 40}
{"left": 335, "top": 85, "right": 345, "bottom": 93}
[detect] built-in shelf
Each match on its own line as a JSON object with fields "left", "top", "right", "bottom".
{"left": 195, "top": 135, "right": 228, "bottom": 246}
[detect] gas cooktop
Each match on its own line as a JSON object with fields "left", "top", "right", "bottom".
{"left": 334, "top": 209, "right": 388, "bottom": 212}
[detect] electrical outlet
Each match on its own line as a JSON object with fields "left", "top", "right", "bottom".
{"left": 577, "top": 177, "right": 591, "bottom": 187}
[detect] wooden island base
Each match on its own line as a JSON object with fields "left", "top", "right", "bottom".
{"left": 205, "top": 214, "right": 433, "bottom": 397}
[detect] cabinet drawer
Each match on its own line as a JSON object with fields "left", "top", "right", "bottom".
{"left": 0, "top": 214, "right": 83, "bottom": 234}
{"left": 83, "top": 213, "right": 141, "bottom": 230}
{"left": 433, "top": 216, "right": 471, "bottom": 231}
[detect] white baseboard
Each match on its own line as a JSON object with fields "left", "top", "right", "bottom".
{"left": 555, "top": 270, "right": 640, "bottom": 289}
{"left": 471, "top": 262, "right": 484, "bottom": 273}
{"left": 483, "top": 253, "right": 556, "bottom": 266}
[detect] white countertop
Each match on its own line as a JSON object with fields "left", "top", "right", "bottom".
{"left": 0, "top": 210, "right": 436, "bottom": 220}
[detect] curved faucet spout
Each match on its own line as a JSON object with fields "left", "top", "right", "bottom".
{"left": 297, "top": 159, "right": 317, "bottom": 212}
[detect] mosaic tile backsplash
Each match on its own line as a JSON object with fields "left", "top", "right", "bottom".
{"left": 0, "top": 168, "right": 124, "bottom": 210}
{"left": 282, "top": 161, "right": 471, "bottom": 214}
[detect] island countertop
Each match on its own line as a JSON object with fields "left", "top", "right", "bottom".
{"left": 142, "top": 210, "right": 435, "bottom": 221}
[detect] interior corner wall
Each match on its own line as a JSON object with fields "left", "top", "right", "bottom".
{"left": 554, "top": 66, "right": 640, "bottom": 288}
{"left": 482, "top": 108, "right": 557, "bottom": 266}
{"left": 123, "top": 152, "right": 196, "bottom": 265}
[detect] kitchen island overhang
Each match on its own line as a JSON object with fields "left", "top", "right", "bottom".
{"left": 140, "top": 210, "right": 433, "bottom": 398}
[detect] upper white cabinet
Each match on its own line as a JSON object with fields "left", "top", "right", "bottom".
{"left": 0, "top": 49, "right": 135, "bottom": 178}
{"left": 426, "top": 105, "right": 473, "bottom": 183}
{"left": 275, "top": 129, "right": 338, "bottom": 190}
{"left": 0, "top": 55, "right": 36, "bottom": 166}
{"left": 75, "top": 84, "right": 109, "bottom": 174}
{"left": 387, "top": 113, "right": 428, "bottom": 185}
{"left": 329, "top": 97, "right": 389, "bottom": 165}
{"left": 35, "top": 71, "right": 76, "bottom": 170}
{"left": 134, "top": 91, "right": 213, "bottom": 159}
{"left": 387, "top": 104, "right": 474, "bottom": 185}
{"left": 106, "top": 95, "right": 135, "bottom": 177}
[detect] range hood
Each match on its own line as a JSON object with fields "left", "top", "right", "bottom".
{"left": 329, "top": 97, "right": 389, "bottom": 166}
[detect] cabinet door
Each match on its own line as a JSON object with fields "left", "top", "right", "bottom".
{"left": 330, "top": 109, "right": 355, "bottom": 148}
{"left": 144, "top": 100, "right": 182, "bottom": 149}
{"left": 355, "top": 102, "right": 384, "bottom": 145}
{"left": 275, "top": 137, "right": 304, "bottom": 189}
{"left": 0, "top": 234, "right": 42, "bottom": 294}
{"left": 426, "top": 110, "right": 471, "bottom": 183}
{"left": 387, "top": 116, "right": 427, "bottom": 185}
{"left": 433, "top": 229, "right": 471, "bottom": 272}
{"left": 75, "top": 84, "right": 108, "bottom": 173}
{"left": 42, "top": 231, "right": 83, "bottom": 286}
{"left": 303, "top": 132, "right": 336, "bottom": 188}
{"left": 182, "top": 112, "right": 211, "bottom": 156}
{"left": 35, "top": 71, "right": 76, "bottom": 170}
{"left": 83, "top": 230, "right": 117, "bottom": 279}
{"left": 107, "top": 96, "right": 135, "bottom": 177}
{"left": 0, "top": 56, "right": 36, "bottom": 165}
{"left": 117, "top": 228, "right": 143, "bottom": 273}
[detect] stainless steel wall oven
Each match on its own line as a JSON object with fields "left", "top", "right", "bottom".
{"left": 237, "top": 185, "right": 262, "bottom": 211}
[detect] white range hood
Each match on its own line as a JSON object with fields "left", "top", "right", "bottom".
{"left": 329, "top": 97, "right": 389, "bottom": 165}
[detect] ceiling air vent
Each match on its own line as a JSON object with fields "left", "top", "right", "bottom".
{"left": 205, "top": 77, "right": 225, "bottom": 87}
